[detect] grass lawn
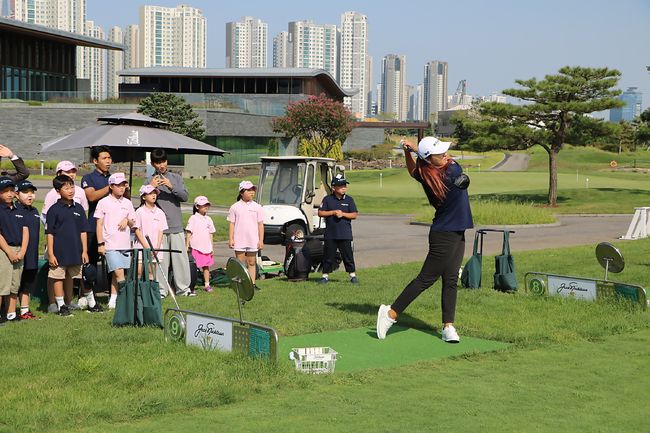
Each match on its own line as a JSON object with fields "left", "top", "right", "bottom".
{"left": 1, "top": 238, "right": 649, "bottom": 432}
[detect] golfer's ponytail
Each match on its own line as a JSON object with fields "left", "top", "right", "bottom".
{"left": 417, "top": 158, "right": 451, "bottom": 203}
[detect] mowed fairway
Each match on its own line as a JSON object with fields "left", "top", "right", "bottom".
{"left": 2, "top": 238, "right": 650, "bottom": 432}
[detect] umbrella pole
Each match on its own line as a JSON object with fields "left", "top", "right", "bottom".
{"left": 129, "top": 149, "right": 134, "bottom": 187}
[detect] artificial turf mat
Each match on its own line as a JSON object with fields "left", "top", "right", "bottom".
{"left": 279, "top": 325, "right": 509, "bottom": 373}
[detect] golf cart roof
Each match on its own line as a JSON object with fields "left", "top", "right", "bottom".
{"left": 260, "top": 156, "right": 337, "bottom": 163}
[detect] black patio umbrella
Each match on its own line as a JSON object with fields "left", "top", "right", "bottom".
{"left": 40, "top": 112, "right": 225, "bottom": 185}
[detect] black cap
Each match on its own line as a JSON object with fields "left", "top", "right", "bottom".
{"left": 0, "top": 176, "right": 15, "bottom": 190}
{"left": 82, "top": 263, "right": 97, "bottom": 285}
{"left": 331, "top": 174, "right": 349, "bottom": 187}
{"left": 16, "top": 180, "right": 37, "bottom": 192}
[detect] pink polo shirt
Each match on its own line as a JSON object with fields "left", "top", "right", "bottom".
{"left": 227, "top": 199, "right": 264, "bottom": 251}
{"left": 94, "top": 194, "right": 136, "bottom": 250}
{"left": 186, "top": 213, "right": 216, "bottom": 254}
{"left": 42, "top": 186, "right": 89, "bottom": 216}
{"left": 134, "top": 205, "right": 168, "bottom": 250}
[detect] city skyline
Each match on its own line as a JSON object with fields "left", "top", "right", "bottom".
{"left": 81, "top": 0, "right": 649, "bottom": 109}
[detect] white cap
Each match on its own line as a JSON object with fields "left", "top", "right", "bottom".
{"left": 417, "top": 136, "right": 452, "bottom": 160}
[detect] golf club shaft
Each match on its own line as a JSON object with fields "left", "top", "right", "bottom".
{"left": 145, "top": 235, "right": 180, "bottom": 310}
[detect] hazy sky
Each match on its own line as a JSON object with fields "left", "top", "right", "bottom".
{"left": 89, "top": 0, "right": 650, "bottom": 109}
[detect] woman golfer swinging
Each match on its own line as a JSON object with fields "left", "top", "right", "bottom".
{"left": 376, "top": 136, "right": 473, "bottom": 343}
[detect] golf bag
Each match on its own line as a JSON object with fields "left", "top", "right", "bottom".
{"left": 284, "top": 237, "right": 311, "bottom": 281}
{"left": 168, "top": 251, "right": 198, "bottom": 291}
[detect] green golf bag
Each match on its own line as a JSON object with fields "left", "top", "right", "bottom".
{"left": 461, "top": 231, "right": 483, "bottom": 289}
{"left": 493, "top": 231, "right": 518, "bottom": 292}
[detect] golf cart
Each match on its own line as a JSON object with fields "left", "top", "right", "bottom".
{"left": 258, "top": 156, "right": 344, "bottom": 245}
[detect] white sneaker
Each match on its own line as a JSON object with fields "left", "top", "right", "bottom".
{"left": 441, "top": 325, "right": 460, "bottom": 343}
{"left": 77, "top": 297, "right": 88, "bottom": 310}
{"left": 376, "top": 304, "right": 396, "bottom": 340}
{"left": 47, "top": 304, "right": 59, "bottom": 314}
{"left": 107, "top": 301, "right": 116, "bottom": 310}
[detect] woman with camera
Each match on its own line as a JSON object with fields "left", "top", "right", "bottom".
{"left": 376, "top": 136, "right": 473, "bottom": 343}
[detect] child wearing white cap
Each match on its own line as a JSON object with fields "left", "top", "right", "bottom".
{"left": 94, "top": 173, "right": 136, "bottom": 309}
{"left": 227, "top": 181, "right": 264, "bottom": 288}
{"left": 185, "top": 196, "right": 216, "bottom": 293}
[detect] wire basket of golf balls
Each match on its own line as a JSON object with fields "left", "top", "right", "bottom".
{"left": 289, "top": 347, "right": 338, "bottom": 374}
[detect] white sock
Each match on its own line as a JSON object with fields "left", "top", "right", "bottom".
{"left": 20, "top": 306, "right": 29, "bottom": 315}
{"left": 55, "top": 296, "right": 64, "bottom": 308}
{"left": 109, "top": 294, "right": 117, "bottom": 304}
{"left": 7, "top": 312, "right": 16, "bottom": 320}
{"left": 322, "top": 274, "right": 329, "bottom": 280}
{"left": 349, "top": 273, "right": 356, "bottom": 278}
{"left": 85, "top": 291, "right": 96, "bottom": 308}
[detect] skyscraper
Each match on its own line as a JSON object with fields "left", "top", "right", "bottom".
{"left": 610, "top": 87, "right": 643, "bottom": 122}
{"left": 140, "top": 4, "right": 206, "bottom": 68}
{"left": 339, "top": 11, "right": 368, "bottom": 119}
{"left": 107, "top": 26, "right": 123, "bottom": 99}
{"left": 381, "top": 54, "right": 407, "bottom": 121}
{"left": 83, "top": 20, "right": 104, "bottom": 100}
{"left": 275, "top": 20, "right": 338, "bottom": 79}
{"left": 272, "top": 31, "right": 290, "bottom": 68}
{"left": 226, "top": 16, "right": 267, "bottom": 68}
{"left": 423, "top": 60, "right": 448, "bottom": 122}
{"left": 122, "top": 24, "right": 139, "bottom": 83}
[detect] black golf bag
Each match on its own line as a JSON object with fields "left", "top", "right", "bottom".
{"left": 284, "top": 237, "right": 311, "bottom": 281}
{"left": 168, "top": 251, "right": 198, "bottom": 291}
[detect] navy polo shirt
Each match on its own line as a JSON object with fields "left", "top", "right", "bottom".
{"left": 414, "top": 161, "right": 473, "bottom": 232}
{"left": 0, "top": 202, "right": 25, "bottom": 247}
{"left": 45, "top": 200, "right": 89, "bottom": 266}
{"left": 15, "top": 202, "right": 40, "bottom": 270}
{"left": 81, "top": 170, "right": 110, "bottom": 233}
{"left": 320, "top": 194, "right": 358, "bottom": 240}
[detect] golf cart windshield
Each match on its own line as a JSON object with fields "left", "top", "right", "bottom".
{"left": 258, "top": 161, "right": 306, "bottom": 206}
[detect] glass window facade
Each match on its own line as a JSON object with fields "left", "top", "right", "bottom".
{"left": 0, "top": 29, "right": 77, "bottom": 101}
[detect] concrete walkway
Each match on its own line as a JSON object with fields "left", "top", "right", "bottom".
{"left": 490, "top": 152, "right": 530, "bottom": 171}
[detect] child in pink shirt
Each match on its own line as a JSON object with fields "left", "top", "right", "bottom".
{"left": 41, "top": 160, "right": 89, "bottom": 222}
{"left": 186, "top": 196, "right": 216, "bottom": 292}
{"left": 134, "top": 185, "right": 168, "bottom": 281}
{"left": 227, "top": 181, "right": 264, "bottom": 288}
{"left": 94, "top": 173, "right": 136, "bottom": 309}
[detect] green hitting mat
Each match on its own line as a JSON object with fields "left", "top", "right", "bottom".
{"left": 280, "top": 325, "right": 508, "bottom": 373}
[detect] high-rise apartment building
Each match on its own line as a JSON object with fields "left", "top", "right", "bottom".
{"left": 272, "top": 31, "right": 290, "bottom": 68}
{"left": 275, "top": 20, "right": 337, "bottom": 79}
{"left": 107, "top": 26, "right": 123, "bottom": 99}
{"left": 365, "top": 54, "right": 372, "bottom": 117}
{"left": 226, "top": 16, "right": 267, "bottom": 68}
{"left": 610, "top": 86, "right": 643, "bottom": 122}
{"left": 339, "top": 11, "right": 368, "bottom": 119}
{"left": 122, "top": 24, "right": 139, "bottom": 84}
{"left": 381, "top": 54, "right": 407, "bottom": 121}
{"left": 423, "top": 60, "right": 448, "bottom": 122}
{"left": 140, "top": 4, "right": 206, "bottom": 68}
{"left": 83, "top": 20, "right": 104, "bottom": 100}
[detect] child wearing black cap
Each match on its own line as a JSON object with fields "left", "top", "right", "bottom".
{"left": 317, "top": 174, "right": 359, "bottom": 284}
{"left": 14, "top": 180, "right": 41, "bottom": 319}
{"left": 0, "top": 176, "right": 29, "bottom": 323}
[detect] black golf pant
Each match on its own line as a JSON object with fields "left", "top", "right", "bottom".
{"left": 322, "top": 239, "right": 355, "bottom": 274}
{"left": 391, "top": 230, "right": 465, "bottom": 324}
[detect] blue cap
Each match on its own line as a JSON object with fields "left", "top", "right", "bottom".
{"left": 82, "top": 263, "right": 97, "bottom": 285}
{"left": 16, "top": 180, "right": 37, "bottom": 192}
{"left": 331, "top": 174, "right": 349, "bottom": 187}
{"left": 0, "top": 176, "right": 15, "bottom": 190}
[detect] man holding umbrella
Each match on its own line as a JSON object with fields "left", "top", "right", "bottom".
{"left": 147, "top": 148, "right": 193, "bottom": 297}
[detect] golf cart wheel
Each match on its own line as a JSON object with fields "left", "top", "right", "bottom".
{"left": 285, "top": 223, "right": 306, "bottom": 243}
